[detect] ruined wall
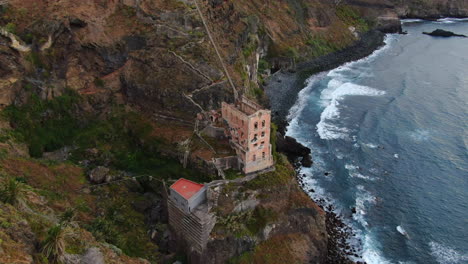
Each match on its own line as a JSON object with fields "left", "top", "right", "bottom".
{"left": 213, "top": 156, "right": 239, "bottom": 171}
{"left": 222, "top": 102, "right": 249, "bottom": 149}
{"left": 243, "top": 109, "right": 273, "bottom": 174}
{"left": 222, "top": 101, "right": 274, "bottom": 174}
{"left": 167, "top": 199, "right": 216, "bottom": 254}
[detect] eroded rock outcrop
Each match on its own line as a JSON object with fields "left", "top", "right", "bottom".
{"left": 197, "top": 157, "right": 327, "bottom": 264}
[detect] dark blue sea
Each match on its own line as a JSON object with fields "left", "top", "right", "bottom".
{"left": 287, "top": 18, "right": 468, "bottom": 264}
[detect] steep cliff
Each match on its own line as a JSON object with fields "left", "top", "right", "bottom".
{"left": 203, "top": 155, "right": 328, "bottom": 264}
{"left": 0, "top": 0, "right": 467, "bottom": 263}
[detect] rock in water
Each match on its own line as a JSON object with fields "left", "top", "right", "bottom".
{"left": 397, "top": 225, "right": 410, "bottom": 239}
{"left": 423, "top": 29, "right": 467, "bottom": 38}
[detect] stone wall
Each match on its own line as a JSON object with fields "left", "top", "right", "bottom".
{"left": 213, "top": 156, "right": 239, "bottom": 171}
{"left": 201, "top": 125, "right": 225, "bottom": 139}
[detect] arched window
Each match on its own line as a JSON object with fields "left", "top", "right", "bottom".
{"left": 254, "top": 122, "right": 258, "bottom": 129}
{"left": 253, "top": 155, "right": 256, "bottom": 161}
{"left": 261, "top": 131, "right": 265, "bottom": 137}
{"left": 262, "top": 152, "right": 265, "bottom": 159}
{"left": 262, "top": 120, "right": 266, "bottom": 127}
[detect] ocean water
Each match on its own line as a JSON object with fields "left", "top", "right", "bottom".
{"left": 287, "top": 19, "right": 468, "bottom": 264}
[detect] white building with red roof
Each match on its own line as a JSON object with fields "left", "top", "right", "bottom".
{"left": 169, "top": 178, "right": 207, "bottom": 213}
{"left": 167, "top": 178, "right": 215, "bottom": 255}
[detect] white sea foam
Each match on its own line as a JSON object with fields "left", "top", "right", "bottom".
{"left": 287, "top": 72, "right": 327, "bottom": 122}
{"left": 434, "top": 18, "right": 468, "bottom": 24}
{"left": 346, "top": 164, "right": 376, "bottom": 180}
{"left": 401, "top": 19, "right": 424, "bottom": 23}
{"left": 316, "top": 82, "right": 386, "bottom": 140}
{"left": 394, "top": 154, "right": 399, "bottom": 159}
{"left": 315, "top": 35, "right": 393, "bottom": 140}
{"left": 429, "top": 242, "right": 468, "bottom": 264}
{"left": 345, "top": 164, "right": 359, "bottom": 170}
{"left": 363, "top": 142, "right": 379, "bottom": 149}
{"left": 353, "top": 185, "right": 377, "bottom": 227}
{"left": 362, "top": 235, "right": 393, "bottom": 264}
{"left": 286, "top": 34, "right": 400, "bottom": 264}
{"left": 409, "top": 129, "right": 430, "bottom": 142}
{"left": 288, "top": 35, "right": 397, "bottom": 141}
{"left": 352, "top": 172, "right": 374, "bottom": 180}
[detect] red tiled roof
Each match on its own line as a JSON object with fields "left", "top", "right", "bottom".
{"left": 170, "top": 178, "right": 204, "bottom": 200}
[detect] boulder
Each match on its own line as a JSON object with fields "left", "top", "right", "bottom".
{"left": 276, "top": 134, "right": 313, "bottom": 167}
{"left": 80, "top": 247, "right": 104, "bottom": 264}
{"left": 87, "top": 166, "right": 110, "bottom": 184}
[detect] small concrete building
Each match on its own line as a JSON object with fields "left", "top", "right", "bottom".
{"left": 169, "top": 178, "right": 207, "bottom": 213}
{"left": 167, "top": 179, "right": 215, "bottom": 255}
{"left": 222, "top": 96, "right": 274, "bottom": 174}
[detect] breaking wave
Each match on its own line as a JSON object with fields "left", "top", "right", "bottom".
{"left": 362, "top": 235, "right": 393, "bottom": 264}
{"left": 346, "top": 164, "right": 375, "bottom": 181}
{"left": 433, "top": 18, "right": 468, "bottom": 24}
{"left": 353, "top": 185, "right": 377, "bottom": 227}
{"left": 287, "top": 72, "right": 326, "bottom": 122}
{"left": 313, "top": 35, "right": 398, "bottom": 140}
{"left": 401, "top": 19, "right": 424, "bottom": 24}
{"left": 316, "top": 82, "right": 386, "bottom": 140}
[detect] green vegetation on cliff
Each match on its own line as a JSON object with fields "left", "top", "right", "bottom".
{"left": 3, "top": 90, "right": 206, "bottom": 182}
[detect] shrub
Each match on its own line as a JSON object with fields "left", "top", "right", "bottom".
{"left": 258, "top": 59, "right": 270, "bottom": 74}
{"left": 244, "top": 153, "right": 292, "bottom": 190}
{"left": 0, "top": 176, "right": 25, "bottom": 205}
{"left": 336, "top": 5, "right": 369, "bottom": 32}
{"left": 286, "top": 47, "right": 299, "bottom": 60}
{"left": 246, "top": 207, "right": 278, "bottom": 235}
{"left": 306, "top": 36, "right": 337, "bottom": 57}
{"left": 3, "top": 90, "right": 81, "bottom": 157}
{"left": 93, "top": 78, "right": 105, "bottom": 87}
{"left": 5, "top": 22, "right": 16, "bottom": 34}
{"left": 42, "top": 224, "right": 71, "bottom": 263}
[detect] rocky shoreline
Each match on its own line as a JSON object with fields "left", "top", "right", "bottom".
{"left": 265, "top": 29, "right": 387, "bottom": 125}
{"left": 295, "top": 171, "right": 363, "bottom": 264}
{"left": 265, "top": 27, "right": 396, "bottom": 264}
{"left": 266, "top": 16, "right": 468, "bottom": 264}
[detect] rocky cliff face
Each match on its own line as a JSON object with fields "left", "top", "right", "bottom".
{"left": 202, "top": 156, "right": 327, "bottom": 264}
{"left": 393, "top": 0, "right": 468, "bottom": 18}
{"left": 1, "top": 0, "right": 466, "bottom": 114}
{"left": 0, "top": 0, "right": 467, "bottom": 263}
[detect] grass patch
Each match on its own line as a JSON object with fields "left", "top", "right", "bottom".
{"left": 244, "top": 154, "right": 292, "bottom": 190}
{"left": 336, "top": 5, "right": 370, "bottom": 32}
{"left": 85, "top": 185, "right": 159, "bottom": 261}
{"left": 306, "top": 35, "right": 338, "bottom": 58}
{"left": 4, "top": 22, "right": 16, "bottom": 34}
{"left": 245, "top": 206, "right": 277, "bottom": 235}
{"left": 3, "top": 89, "right": 81, "bottom": 157}
{"left": 225, "top": 169, "right": 242, "bottom": 180}
{"left": 3, "top": 91, "right": 206, "bottom": 181}
{"left": 93, "top": 78, "right": 105, "bottom": 87}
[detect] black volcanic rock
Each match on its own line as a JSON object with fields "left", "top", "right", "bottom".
{"left": 276, "top": 134, "right": 313, "bottom": 167}
{"left": 69, "top": 17, "right": 87, "bottom": 28}
{"left": 423, "top": 29, "right": 467, "bottom": 38}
